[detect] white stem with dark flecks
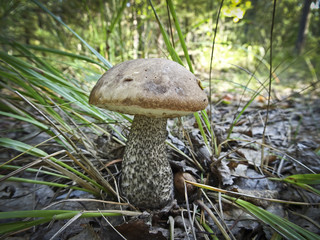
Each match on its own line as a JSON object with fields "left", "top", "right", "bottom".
{"left": 121, "top": 115, "right": 173, "bottom": 209}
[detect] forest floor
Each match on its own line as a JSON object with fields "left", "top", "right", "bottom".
{"left": 0, "top": 89, "right": 319, "bottom": 240}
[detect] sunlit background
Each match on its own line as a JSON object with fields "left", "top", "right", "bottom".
{"left": 1, "top": 0, "right": 319, "bottom": 92}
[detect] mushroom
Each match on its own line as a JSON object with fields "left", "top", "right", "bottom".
{"left": 89, "top": 58, "right": 208, "bottom": 209}
{"left": 174, "top": 172, "right": 197, "bottom": 196}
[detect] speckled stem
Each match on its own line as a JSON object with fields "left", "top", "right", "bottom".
{"left": 121, "top": 115, "right": 173, "bottom": 209}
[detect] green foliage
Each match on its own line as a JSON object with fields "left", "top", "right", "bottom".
{"left": 1, "top": 0, "right": 318, "bottom": 81}
{"left": 0, "top": 32, "right": 124, "bottom": 203}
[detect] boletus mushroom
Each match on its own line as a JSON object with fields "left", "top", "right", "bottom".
{"left": 89, "top": 58, "right": 208, "bottom": 209}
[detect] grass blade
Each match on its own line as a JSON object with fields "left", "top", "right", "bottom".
{"left": 270, "top": 174, "right": 320, "bottom": 196}
{"left": 284, "top": 174, "right": 320, "bottom": 185}
{"left": 148, "top": 0, "right": 182, "bottom": 64}
{"left": 32, "top": 0, "right": 112, "bottom": 69}
{"left": 0, "top": 110, "right": 49, "bottom": 130}
{"left": 166, "top": 0, "right": 193, "bottom": 72}
{"left": 187, "top": 181, "right": 320, "bottom": 239}
{"left": 109, "top": 0, "right": 127, "bottom": 34}
{"left": 0, "top": 175, "right": 95, "bottom": 194}
{"left": 224, "top": 196, "right": 320, "bottom": 240}
{"left": 149, "top": 0, "right": 211, "bottom": 155}
{"left": 24, "top": 44, "right": 107, "bottom": 70}
{"left": 0, "top": 138, "right": 105, "bottom": 193}
{"left": 0, "top": 218, "right": 50, "bottom": 235}
{"left": 0, "top": 210, "right": 141, "bottom": 234}
{"left": 0, "top": 137, "right": 48, "bottom": 158}
{"left": 0, "top": 165, "right": 69, "bottom": 179}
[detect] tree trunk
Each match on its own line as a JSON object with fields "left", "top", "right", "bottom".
{"left": 296, "top": 0, "right": 312, "bottom": 54}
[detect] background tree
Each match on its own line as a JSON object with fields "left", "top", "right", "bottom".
{"left": 296, "top": 0, "right": 313, "bottom": 54}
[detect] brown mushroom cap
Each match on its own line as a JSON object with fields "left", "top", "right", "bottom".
{"left": 89, "top": 58, "right": 208, "bottom": 118}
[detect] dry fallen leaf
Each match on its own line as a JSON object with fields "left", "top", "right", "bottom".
{"left": 115, "top": 219, "right": 166, "bottom": 240}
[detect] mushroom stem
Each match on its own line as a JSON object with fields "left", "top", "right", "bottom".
{"left": 121, "top": 115, "right": 173, "bottom": 209}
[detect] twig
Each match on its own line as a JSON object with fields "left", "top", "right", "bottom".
{"left": 261, "top": 0, "right": 277, "bottom": 168}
